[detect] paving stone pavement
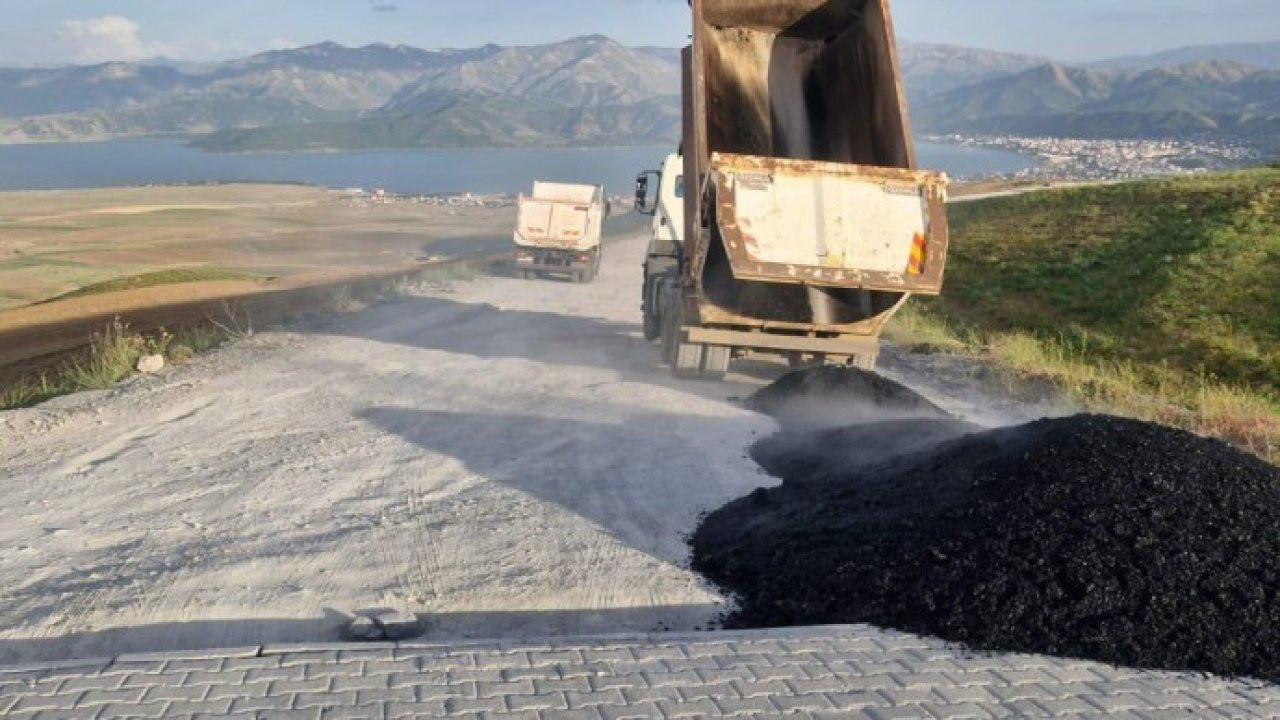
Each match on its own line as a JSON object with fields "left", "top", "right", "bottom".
{"left": 2, "top": 625, "right": 1278, "bottom": 719}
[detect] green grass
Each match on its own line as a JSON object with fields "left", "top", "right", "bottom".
{"left": 47, "top": 267, "right": 262, "bottom": 302}
{"left": 889, "top": 167, "right": 1280, "bottom": 461}
{"left": 0, "top": 320, "right": 229, "bottom": 411}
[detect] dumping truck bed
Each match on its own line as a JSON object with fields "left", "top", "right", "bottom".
{"left": 636, "top": 0, "right": 950, "bottom": 379}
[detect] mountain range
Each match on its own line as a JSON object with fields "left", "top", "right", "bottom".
{"left": 915, "top": 60, "right": 1280, "bottom": 145}
{"left": 0, "top": 37, "right": 1277, "bottom": 152}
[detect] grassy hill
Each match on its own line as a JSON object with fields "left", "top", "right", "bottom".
{"left": 894, "top": 167, "right": 1280, "bottom": 460}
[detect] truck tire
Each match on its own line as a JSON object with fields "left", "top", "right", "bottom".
{"left": 643, "top": 305, "right": 661, "bottom": 342}
{"left": 663, "top": 301, "right": 705, "bottom": 379}
{"left": 702, "top": 345, "right": 731, "bottom": 381}
{"left": 672, "top": 341, "right": 705, "bottom": 380}
{"left": 659, "top": 301, "right": 678, "bottom": 366}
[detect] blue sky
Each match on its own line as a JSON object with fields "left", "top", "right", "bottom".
{"left": 1, "top": 0, "right": 1277, "bottom": 66}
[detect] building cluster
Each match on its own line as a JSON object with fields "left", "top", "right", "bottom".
{"left": 929, "top": 134, "right": 1261, "bottom": 181}
{"left": 335, "top": 188, "right": 516, "bottom": 208}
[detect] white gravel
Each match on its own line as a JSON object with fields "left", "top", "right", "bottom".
{"left": 0, "top": 230, "right": 779, "bottom": 663}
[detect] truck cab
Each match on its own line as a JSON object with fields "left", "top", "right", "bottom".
{"left": 635, "top": 153, "right": 684, "bottom": 341}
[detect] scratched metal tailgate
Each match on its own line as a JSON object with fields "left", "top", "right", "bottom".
{"left": 709, "top": 152, "right": 950, "bottom": 295}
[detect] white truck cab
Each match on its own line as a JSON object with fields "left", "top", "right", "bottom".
{"left": 649, "top": 153, "right": 684, "bottom": 246}
{"left": 635, "top": 152, "right": 685, "bottom": 341}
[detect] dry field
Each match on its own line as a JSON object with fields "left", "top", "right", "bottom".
{"left": 0, "top": 183, "right": 515, "bottom": 312}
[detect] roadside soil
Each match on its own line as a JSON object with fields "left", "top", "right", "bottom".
{"left": 0, "top": 229, "right": 780, "bottom": 664}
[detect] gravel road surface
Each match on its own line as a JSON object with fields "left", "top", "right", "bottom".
{"left": 0, "top": 229, "right": 778, "bottom": 664}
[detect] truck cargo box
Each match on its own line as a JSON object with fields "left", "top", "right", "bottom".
{"left": 684, "top": 0, "right": 949, "bottom": 334}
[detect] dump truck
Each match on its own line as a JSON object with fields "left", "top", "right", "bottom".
{"left": 513, "top": 181, "right": 606, "bottom": 283}
{"left": 634, "top": 0, "right": 950, "bottom": 379}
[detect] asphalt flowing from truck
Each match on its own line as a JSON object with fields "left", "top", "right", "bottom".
{"left": 695, "top": 372, "right": 1280, "bottom": 682}
{"left": 0, "top": 229, "right": 786, "bottom": 664}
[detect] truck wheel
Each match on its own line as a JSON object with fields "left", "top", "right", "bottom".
{"left": 642, "top": 306, "right": 661, "bottom": 342}
{"left": 702, "top": 345, "right": 731, "bottom": 381}
{"left": 672, "top": 341, "right": 705, "bottom": 380}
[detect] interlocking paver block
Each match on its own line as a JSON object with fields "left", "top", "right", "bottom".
{"left": 655, "top": 698, "right": 720, "bottom": 717}
{"left": 533, "top": 677, "right": 591, "bottom": 694}
{"left": 507, "top": 691, "right": 569, "bottom": 711}
{"left": 878, "top": 687, "right": 941, "bottom": 707}
{"left": 747, "top": 663, "right": 809, "bottom": 682}
{"left": 140, "top": 682, "right": 208, "bottom": 703}
{"left": 161, "top": 659, "right": 224, "bottom": 673}
{"left": 384, "top": 699, "right": 449, "bottom": 718}
{"left": 96, "top": 700, "right": 169, "bottom": 717}
{"left": 712, "top": 695, "right": 780, "bottom": 716}
{"left": 730, "top": 679, "right": 790, "bottom": 698}
{"left": 539, "top": 708, "right": 605, "bottom": 720}
{"left": 256, "top": 710, "right": 323, "bottom": 720}
{"left": 588, "top": 674, "right": 649, "bottom": 692}
{"left": 207, "top": 680, "right": 271, "bottom": 700}
{"left": 773, "top": 692, "right": 837, "bottom": 713}
{"left": 619, "top": 686, "right": 680, "bottom": 704}
{"left": 629, "top": 646, "right": 685, "bottom": 662}
{"left": 328, "top": 675, "right": 388, "bottom": 693}
{"left": 787, "top": 676, "right": 852, "bottom": 695}
{"left": 32, "top": 706, "right": 102, "bottom": 719}
{"left": 355, "top": 687, "right": 414, "bottom": 705}
{"left": 58, "top": 674, "right": 125, "bottom": 693}
{"left": 11, "top": 694, "right": 80, "bottom": 712}
{"left": 318, "top": 706, "right": 385, "bottom": 720}
{"left": 565, "top": 689, "right": 626, "bottom": 709}
{"left": 825, "top": 690, "right": 892, "bottom": 711}
{"left": 920, "top": 702, "right": 1001, "bottom": 719}
{"left": 119, "top": 671, "right": 189, "bottom": 689}
{"left": 164, "top": 698, "right": 236, "bottom": 715}
{"left": 443, "top": 695, "right": 506, "bottom": 713}
{"left": 1087, "top": 693, "right": 1153, "bottom": 712}
{"left": 75, "top": 688, "right": 147, "bottom": 706}
{"left": 224, "top": 655, "right": 284, "bottom": 671}
{"left": 230, "top": 694, "right": 296, "bottom": 713}
{"left": 477, "top": 679, "right": 535, "bottom": 698}
{"left": 674, "top": 679, "right": 740, "bottom": 702}
{"left": 102, "top": 660, "right": 166, "bottom": 676}
{"left": 294, "top": 690, "right": 357, "bottom": 709}
{"left": 247, "top": 666, "right": 307, "bottom": 684}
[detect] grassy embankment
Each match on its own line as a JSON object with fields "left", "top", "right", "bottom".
{"left": 888, "top": 167, "right": 1280, "bottom": 461}
{"left": 46, "top": 267, "right": 263, "bottom": 301}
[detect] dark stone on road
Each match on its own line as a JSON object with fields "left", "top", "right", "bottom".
{"left": 746, "top": 366, "right": 951, "bottom": 430}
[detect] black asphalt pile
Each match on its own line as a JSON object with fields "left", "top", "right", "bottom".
{"left": 751, "top": 418, "right": 982, "bottom": 482}
{"left": 693, "top": 414, "right": 1280, "bottom": 681}
{"left": 746, "top": 366, "right": 951, "bottom": 429}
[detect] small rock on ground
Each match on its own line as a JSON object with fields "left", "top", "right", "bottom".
{"left": 135, "top": 354, "right": 165, "bottom": 373}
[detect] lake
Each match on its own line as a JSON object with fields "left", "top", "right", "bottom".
{"left": 0, "top": 139, "right": 1034, "bottom": 195}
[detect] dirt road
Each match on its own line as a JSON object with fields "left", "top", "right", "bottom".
{"left": 0, "top": 229, "right": 782, "bottom": 664}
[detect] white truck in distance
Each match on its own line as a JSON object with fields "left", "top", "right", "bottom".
{"left": 513, "top": 181, "right": 606, "bottom": 284}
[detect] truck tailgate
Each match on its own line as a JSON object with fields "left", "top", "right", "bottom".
{"left": 516, "top": 199, "right": 594, "bottom": 250}
{"left": 709, "top": 152, "right": 949, "bottom": 295}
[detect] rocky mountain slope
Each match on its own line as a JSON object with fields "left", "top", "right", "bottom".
{"left": 1, "top": 37, "right": 1277, "bottom": 150}
{"left": 914, "top": 60, "right": 1280, "bottom": 146}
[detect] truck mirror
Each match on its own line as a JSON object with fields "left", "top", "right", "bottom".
{"left": 635, "top": 171, "right": 659, "bottom": 215}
